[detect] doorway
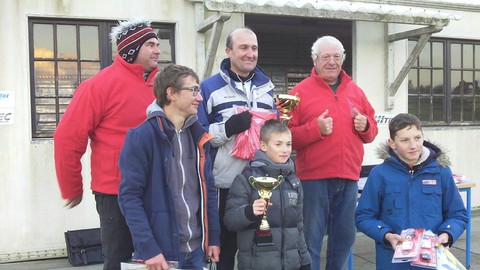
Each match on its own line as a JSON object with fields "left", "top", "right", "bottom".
{"left": 245, "top": 14, "right": 352, "bottom": 95}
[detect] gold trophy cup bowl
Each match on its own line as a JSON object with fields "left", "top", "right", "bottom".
{"left": 274, "top": 94, "right": 300, "bottom": 124}
{"left": 248, "top": 175, "right": 285, "bottom": 246}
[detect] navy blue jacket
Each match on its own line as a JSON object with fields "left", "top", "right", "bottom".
{"left": 118, "top": 110, "right": 220, "bottom": 261}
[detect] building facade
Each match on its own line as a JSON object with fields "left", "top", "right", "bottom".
{"left": 1, "top": 0, "right": 479, "bottom": 262}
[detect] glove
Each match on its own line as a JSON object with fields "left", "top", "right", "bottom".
{"left": 299, "top": 264, "right": 311, "bottom": 270}
{"left": 225, "top": 110, "right": 252, "bottom": 138}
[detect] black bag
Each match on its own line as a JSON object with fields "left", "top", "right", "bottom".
{"left": 64, "top": 228, "right": 104, "bottom": 266}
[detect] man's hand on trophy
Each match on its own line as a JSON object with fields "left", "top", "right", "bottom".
{"left": 225, "top": 110, "right": 252, "bottom": 138}
{"left": 274, "top": 94, "right": 300, "bottom": 113}
{"left": 317, "top": 109, "right": 333, "bottom": 136}
{"left": 252, "top": 198, "right": 271, "bottom": 216}
{"left": 275, "top": 98, "right": 289, "bottom": 112}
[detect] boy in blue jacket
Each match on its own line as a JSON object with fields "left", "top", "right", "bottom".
{"left": 118, "top": 64, "right": 220, "bottom": 269}
{"left": 355, "top": 113, "right": 467, "bottom": 269}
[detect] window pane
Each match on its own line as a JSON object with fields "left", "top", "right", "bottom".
{"left": 432, "top": 42, "right": 443, "bottom": 68}
{"left": 463, "top": 44, "right": 473, "bottom": 69}
{"left": 35, "top": 98, "right": 55, "bottom": 113}
{"left": 451, "top": 70, "right": 461, "bottom": 94}
{"left": 81, "top": 62, "right": 100, "bottom": 81}
{"left": 408, "top": 69, "right": 418, "bottom": 94}
{"left": 432, "top": 70, "right": 444, "bottom": 94}
{"left": 451, "top": 97, "right": 462, "bottom": 121}
{"left": 58, "top": 61, "right": 78, "bottom": 97}
{"left": 34, "top": 61, "right": 55, "bottom": 97}
{"left": 419, "top": 42, "right": 431, "bottom": 67}
{"left": 476, "top": 45, "right": 480, "bottom": 68}
{"left": 432, "top": 97, "right": 444, "bottom": 121}
{"left": 34, "top": 24, "right": 54, "bottom": 59}
{"left": 80, "top": 26, "right": 99, "bottom": 60}
{"left": 419, "top": 69, "right": 431, "bottom": 94}
{"left": 157, "top": 29, "right": 172, "bottom": 62}
{"left": 419, "top": 97, "right": 431, "bottom": 121}
{"left": 57, "top": 25, "right": 77, "bottom": 59}
{"left": 463, "top": 97, "right": 473, "bottom": 121}
{"left": 476, "top": 71, "right": 480, "bottom": 95}
{"left": 34, "top": 97, "right": 57, "bottom": 137}
{"left": 408, "top": 98, "right": 419, "bottom": 116}
{"left": 59, "top": 97, "right": 71, "bottom": 114}
{"left": 463, "top": 71, "right": 474, "bottom": 95}
{"left": 476, "top": 99, "right": 480, "bottom": 121}
{"left": 451, "top": 43, "right": 461, "bottom": 69}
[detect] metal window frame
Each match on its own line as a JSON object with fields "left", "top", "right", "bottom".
{"left": 408, "top": 37, "right": 480, "bottom": 126}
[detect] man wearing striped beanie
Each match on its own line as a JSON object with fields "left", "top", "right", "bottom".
{"left": 54, "top": 18, "right": 160, "bottom": 270}
{"left": 112, "top": 19, "right": 158, "bottom": 64}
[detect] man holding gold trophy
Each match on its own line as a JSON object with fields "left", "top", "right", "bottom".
{"left": 224, "top": 119, "right": 311, "bottom": 270}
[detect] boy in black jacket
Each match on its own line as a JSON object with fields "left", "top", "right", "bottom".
{"left": 224, "top": 119, "right": 311, "bottom": 270}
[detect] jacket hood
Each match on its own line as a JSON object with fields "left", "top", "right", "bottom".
{"left": 375, "top": 140, "right": 451, "bottom": 168}
{"left": 146, "top": 100, "right": 162, "bottom": 117}
{"left": 251, "top": 150, "right": 295, "bottom": 175}
{"left": 145, "top": 100, "right": 198, "bottom": 130}
{"left": 248, "top": 149, "right": 302, "bottom": 194}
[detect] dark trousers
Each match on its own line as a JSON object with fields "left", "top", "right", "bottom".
{"left": 95, "top": 194, "right": 134, "bottom": 270}
{"left": 217, "top": 188, "right": 237, "bottom": 270}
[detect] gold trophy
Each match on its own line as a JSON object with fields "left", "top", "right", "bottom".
{"left": 248, "top": 175, "right": 285, "bottom": 246}
{"left": 275, "top": 94, "right": 300, "bottom": 124}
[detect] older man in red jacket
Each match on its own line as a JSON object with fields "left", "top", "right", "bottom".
{"left": 288, "top": 35, "right": 378, "bottom": 270}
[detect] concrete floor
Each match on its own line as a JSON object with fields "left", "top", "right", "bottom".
{"left": 1, "top": 212, "right": 478, "bottom": 270}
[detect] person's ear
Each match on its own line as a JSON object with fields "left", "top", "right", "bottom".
{"left": 260, "top": 140, "right": 267, "bottom": 152}
{"left": 166, "top": 87, "right": 176, "bottom": 102}
{"left": 387, "top": 138, "right": 396, "bottom": 149}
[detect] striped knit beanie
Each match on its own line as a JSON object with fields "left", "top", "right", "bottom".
{"left": 110, "top": 19, "right": 157, "bottom": 63}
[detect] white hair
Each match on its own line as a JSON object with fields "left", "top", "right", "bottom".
{"left": 109, "top": 18, "right": 152, "bottom": 44}
{"left": 311, "top": 36, "right": 345, "bottom": 61}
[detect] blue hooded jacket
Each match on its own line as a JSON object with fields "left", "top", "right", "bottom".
{"left": 118, "top": 105, "right": 220, "bottom": 261}
{"left": 355, "top": 141, "right": 467, "bottom": 269}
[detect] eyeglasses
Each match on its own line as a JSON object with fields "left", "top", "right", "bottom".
{"left": 175, "top": 86, "right": 201, "bottom": 97}
{"left": 317, "top": 54, "right": 344, "bottom": 63}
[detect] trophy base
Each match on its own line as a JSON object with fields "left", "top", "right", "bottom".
{"left": 254, "top": 230, "right": 274, "bottom": 247}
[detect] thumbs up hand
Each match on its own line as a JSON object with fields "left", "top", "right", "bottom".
{"left": 317, "top": 109, "right": 333, "bottom": 136}
{"left": 353, "top": 108, "right": 368, "bottom": 132}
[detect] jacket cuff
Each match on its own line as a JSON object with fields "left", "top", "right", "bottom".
{"left": 438, "top": 231, "right": 453, "bottom": 247}
{"left": 244, "top": 205, "right": 257, "bottom": 221}
{"left": 383, "top": 230, "right": 395, "bottom": 245}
